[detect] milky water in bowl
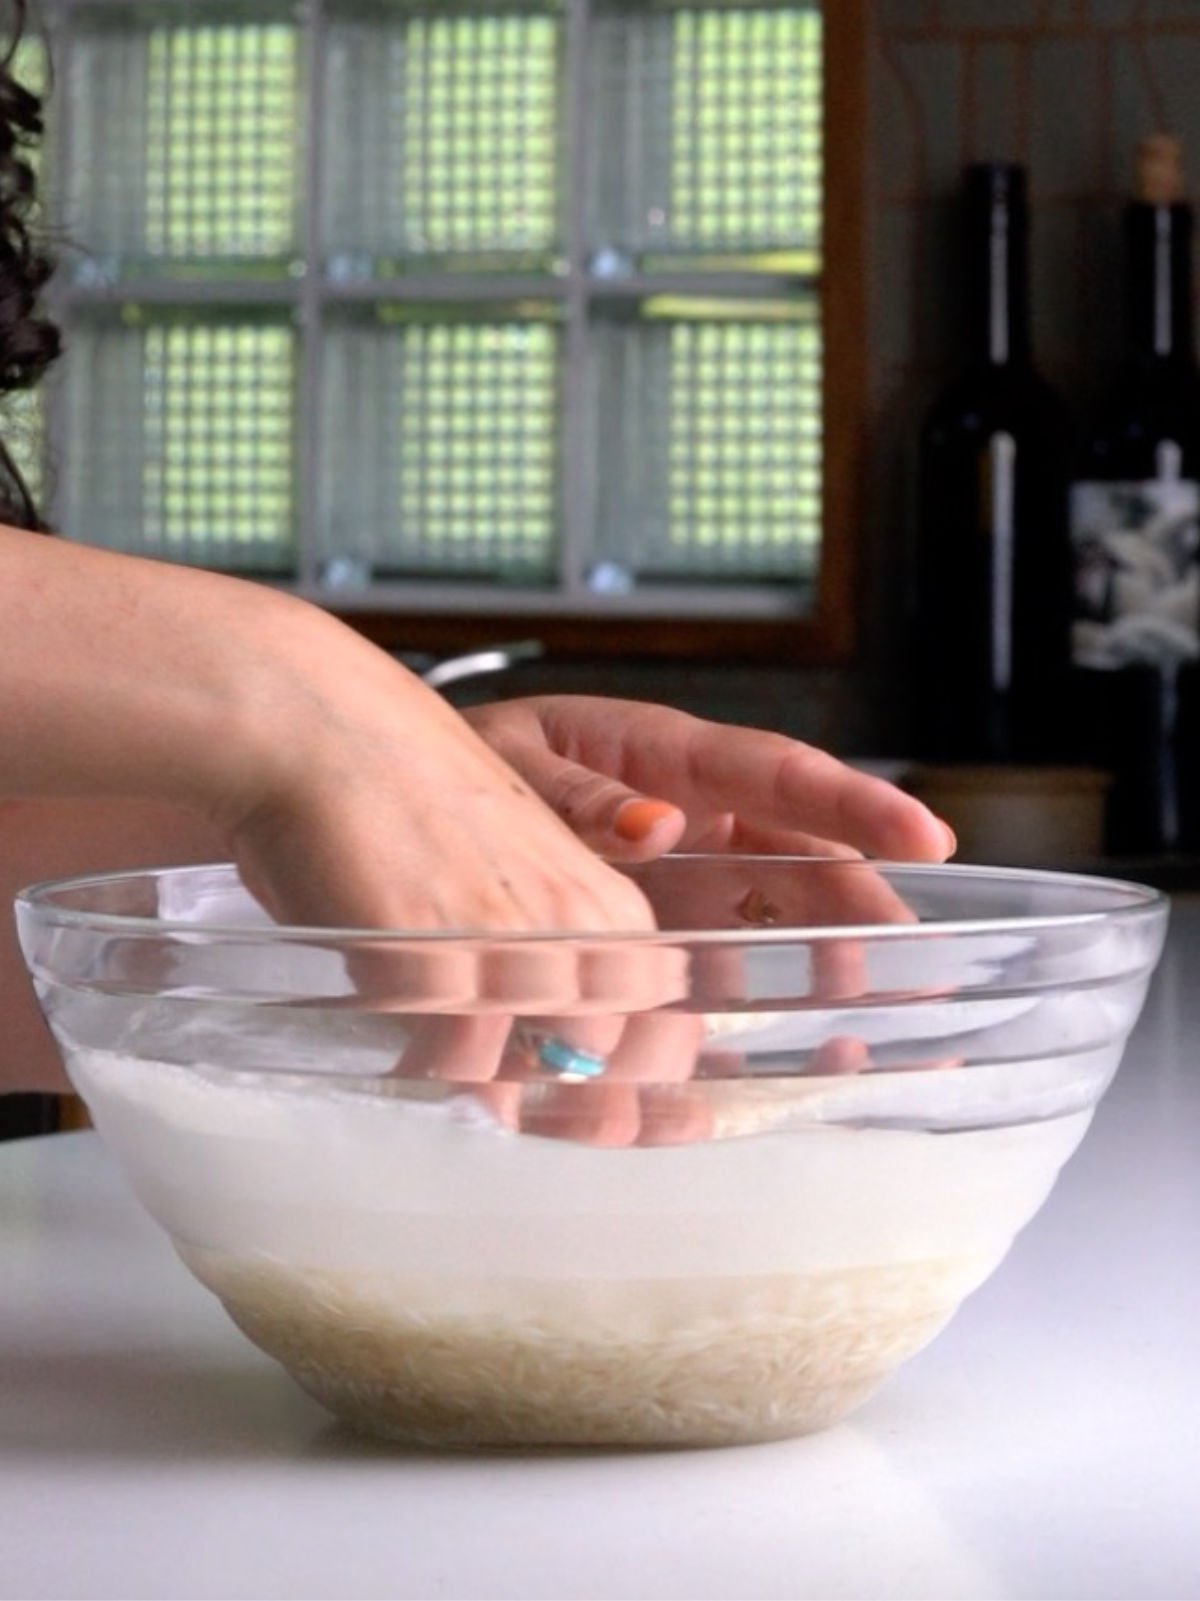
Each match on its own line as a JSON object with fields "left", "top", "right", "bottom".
{"left": 67, "top": 1045, "right": 1092, "bottom": 1448}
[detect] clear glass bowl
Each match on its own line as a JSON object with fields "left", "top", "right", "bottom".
{"left": 15, "top": 857, "right": 1168, "bottom": 1450}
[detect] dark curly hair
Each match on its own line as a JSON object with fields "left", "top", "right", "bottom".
{"left": 0, "top": 0, "right": 61, "bottom": 530}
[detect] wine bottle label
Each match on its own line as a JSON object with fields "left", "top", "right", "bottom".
{"left": 1070, "top": 478, "right": 1200, "bottom": 669}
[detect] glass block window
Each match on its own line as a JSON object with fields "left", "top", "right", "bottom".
{"left": 66, "top": 11, "right": 299, "bottom": 267}
{"left": 323, "top": 11, "right": 560, "bottom": 266}
{"left": 61, "top": 313, "right": 295, "bottom": 573}
{"left": 29, "top": 0, "right": 830, "bottom": 617}
{"left": 144, "top": 25, "right": 298, "bottom": 260}
{"left": 142, "top": 321, "right": 294, "bottom": 562}
{"left": 594, "top": 303, "right": 821, "bottom": 582}
{"left": 588, "top": 3, "right": 822, "bottom": 266}
{"left": 320, "top": 312, "right": 558, "bottom": 579}
{"left": 670, "top": 9, "right": 822, "bottom": 257}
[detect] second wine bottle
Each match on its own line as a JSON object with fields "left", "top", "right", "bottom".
{"left": 914, "top": 162, "right": 1071, "bottom": 765}
{"left": 1069, "top": 134, "right": 1200, "bottom": 854}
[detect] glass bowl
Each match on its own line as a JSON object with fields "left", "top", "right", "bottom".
{"left": 15, "top": 856, "right": 1167, "bottom": 1450}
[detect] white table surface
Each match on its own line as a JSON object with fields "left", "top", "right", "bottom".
{"left": 2, "top": 903, "right": 1199, "bottom": 1601}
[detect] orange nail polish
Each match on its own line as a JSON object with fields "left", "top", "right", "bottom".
{"left": 614, "top": 799, "right": 676, "bottom": 841}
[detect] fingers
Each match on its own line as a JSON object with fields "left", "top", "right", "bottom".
{"left": 627, "top": 856, "right": 919, "bottom": 938}
{"left": 459, "top": 733, "right": 689, "bottom": 862}
{"left": 808, "top": 1035, "right": 872, "bottom": 1075}
{"left": 480, "top": 940, "right": 692, "bottom": 1015}
{"left": 684, "top": 816, "right": 867, "bottom": 859}
{"left": 604, "top": 1011, "right": 706, "bottom": 1081}
{"left": 340, "top": 940, "right": 680, "bottom": 1017}
{"left": 466, "top": 696, "right": 955, "bottom": 864}
{"left": 518, "top": 1079, "right": 715, "bottom": 1148}
{"left": 508, "top": 1013, "right": 712, "bottom": 1146}
{"left": 398, "top": 1014, "right": 510, "bottom": 1082}
{"left": 624, "top": 855, "right": 931, "bottom": 1018}
{"left": 526, "top": 698, "right": 956, "bottom": 862}
{"left": 613, "top": 798, "right": 686, "bottom": 852}
{"left": 399, "top": 1008, "right": 715, "bottom": 1147}
{"left": 672, "top": 727, "right": 956, "bottom": 861}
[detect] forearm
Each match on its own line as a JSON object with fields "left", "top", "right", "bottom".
{"left": 0, "top": 525, "right": 268, "bottom": 1091}
{"left": 0, "top": 519, "right": 644, "bottom": 939}
{"left": 0, "top": 522, "right": 303, "bottom": 814}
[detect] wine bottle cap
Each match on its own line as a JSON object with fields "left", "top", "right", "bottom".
{"left": 1135, "top": 134, "right": 1185, "bottom": 204}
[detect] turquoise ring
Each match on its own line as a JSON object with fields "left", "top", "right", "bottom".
{"left": 535, "top": 1036, "right": 607, "bottom": 1082}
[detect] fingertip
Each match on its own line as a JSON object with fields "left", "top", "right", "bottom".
{"left": 917, "top": 816, "right": 958, "bottom": 863}
{"left": 877, "top": 795, "right": 958, "bottom": 863}
{"left": 614, "top": 797, "right": 680, "bottom": 841}
{"left": 613, "top": 797, "right": 683, "bottom": 845}
{"left": 918, "top": 810, "right": 957, "bottom": 861}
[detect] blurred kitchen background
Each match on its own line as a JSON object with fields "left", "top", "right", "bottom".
{"left": 5, "top": 0, "right": 1200, "bottom": 758}
{"left": 5, "top": 0, "right": 1200, "bottom": 1145}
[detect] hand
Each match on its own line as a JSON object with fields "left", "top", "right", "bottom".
{"left": 393, "top": 1006, "right": 719, "bottom": 1148}
{"left": 370, "top": 854, "right": 955, "bottom": 1149}
{"left": 195, "top": 621, "right": 715, "bottom": 1135}
{"left": 463, "top": 695, "right": 955, "bottom": 864}
{"left": 215, "top": 614, "right": 662, "bottom": 939}
{"left": 229, "top": 674, "right": 956, "bottom": 1146}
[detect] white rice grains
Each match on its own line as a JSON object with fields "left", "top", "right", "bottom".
{"left": 178, "top": 1247, "right": 995, "bottom": 1448}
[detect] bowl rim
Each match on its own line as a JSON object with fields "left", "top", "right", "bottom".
{"left": 13, "top": 856, "right": 1170, "bottom": 947}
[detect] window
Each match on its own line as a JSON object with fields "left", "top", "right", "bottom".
{"left": 13, "top": 0, "right": 865, "bottom": 661}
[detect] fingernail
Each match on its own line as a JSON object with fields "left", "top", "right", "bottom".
{"left": 941, "top": 821, "right": 958, "bottom": 856}
{"left": 614, "top": 798, "right": 677, "bottom": 841}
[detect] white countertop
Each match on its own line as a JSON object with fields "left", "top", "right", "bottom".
{"left": 2, "top": 902, "right": 1199, "bottom": 1601}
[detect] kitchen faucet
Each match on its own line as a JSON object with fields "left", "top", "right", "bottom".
{"left": 407, "top": 639, "right": 545, "bottom": 692}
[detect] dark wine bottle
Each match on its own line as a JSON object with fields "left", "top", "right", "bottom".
{"left": 914, "top": 162, "right": 1071, "bottom": 764}
{"left": 1068, "top": 135, "right": 1200, "bottom": 854}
